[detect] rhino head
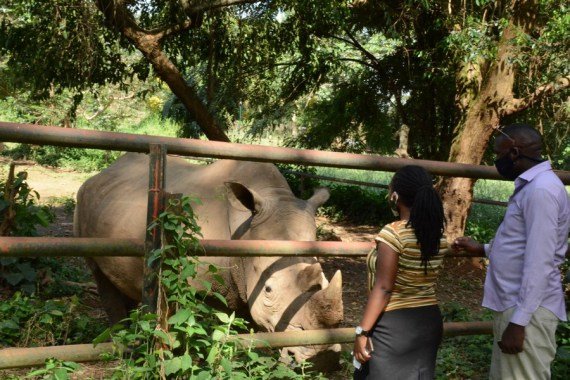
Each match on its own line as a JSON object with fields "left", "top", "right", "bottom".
{"left": 225, "top": 182, "right": 343, "bottom": 367}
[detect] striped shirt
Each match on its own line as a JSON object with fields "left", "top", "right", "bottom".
{"left": 366, "top": 220, "right": 446, "bottom": 312}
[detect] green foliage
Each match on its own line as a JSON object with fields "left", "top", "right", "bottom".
{"left": 0, "top": 168, "right": 53, "bottom": 236}
{"left": 437, "top": 302, "right": 493, "bottom": 379}
{"left": 48, "top": 196, "right": 76, "bottom": 215}
{"left": 0, "top": 1, "right": 130, "bottom": 97}
{"left": 94, "top": 195, "right": 323, "bottom": 379}
{"left": 0, "top": 292, "right": 105, "bottom": 348}
{"left": 464, "top": 204, "right": 503, "bottom": 243}
{"left": 0, "top": 167, "right": 55, "bottom": 293}
{"left": 321, "top": 184, "right": 391, "bottom": 226}
{"left": 554, "top": 321, "right": 570, "bottom": 379}
{"left": 2, "top": 145, "right": 121, "bottom": 172}
{"left": 27, "top": 358, "right": 82, "bottom": 380}
{"left": 0, "top": 257, "right": 37, "bottom": 294}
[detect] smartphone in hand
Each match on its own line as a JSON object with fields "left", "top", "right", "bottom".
{"left": 353, "top": 356, "right": 362, "bottom": 370}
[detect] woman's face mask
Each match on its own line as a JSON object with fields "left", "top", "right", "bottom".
{"left": 389, "top": 191, "right": 399, "bottom": 217}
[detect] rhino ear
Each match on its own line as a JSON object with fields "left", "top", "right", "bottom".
{"left": 225, "top": 182, "right": 264, "bottom": 214}
{"left": 297, "top": 263, "right": 324, "bottom": 292}
{"left": 307, "top": 187, "right": 330, "bottom": 211}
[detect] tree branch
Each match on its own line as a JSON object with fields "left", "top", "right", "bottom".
{"left": 328, "top": 32, "right": 382, "bottom": 71}
{"left": 190, "top": 0, "right": 262, "bottom": 13}
{"left": 502, "top": 75, "right": 570, "bottom": 116}
{"left": 343, "top": 29, "right": 382, "bottom": 68}
{"left": 338, "top": 57, "right": 377, "bottom": 70}
{"left": 150, "top": 20, "right": 194, "bottom": 41}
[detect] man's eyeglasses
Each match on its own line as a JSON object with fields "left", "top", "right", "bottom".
{"left": 492, "top": 125, "right": 516, "bottom": 144}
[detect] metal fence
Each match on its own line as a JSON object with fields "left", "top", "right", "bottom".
{"left": 1, "top": 121, "right": 548, "bottom": 369}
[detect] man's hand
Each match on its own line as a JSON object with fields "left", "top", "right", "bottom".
{"left": 498, "top": 323, "right": 525, "bottom": 354}
{"left": 353, "top": 335, "right": 372, "bottom": 364}
{"left": 452, "top": 236, "right": 484, "bottom": 256}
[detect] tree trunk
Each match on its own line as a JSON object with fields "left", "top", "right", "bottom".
{"left": 440, "top": 1, "right": 536, "bottom": 241}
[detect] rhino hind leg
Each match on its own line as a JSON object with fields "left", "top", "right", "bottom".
{"left": 87, "top": 258, "right": 138, "bottom": 326}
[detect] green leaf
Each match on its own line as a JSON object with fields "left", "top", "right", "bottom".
{"left": 53, "top": 367, "right": 70, "bottom": 380}
{"left": 168, "top": 308, "right": 192, "bottom": 325}
{"left": 3, "top": 272, "right": 24, "bottom": 286}
{"left": 180, "top": 352, "right": 192, "bottom": 371}
{"left": 92, "top": 328, "right": 111, "bottom": 345}
{"left": 164, "top": 357, "right": 182, "bottom": 376}
{"left": 215, "top": 312, "right": 230, "bottom": 324}
{"left": 220, "top": 357, "right": 232, "bottom": 375}
{"left": 212, "top": 329, "right": 225, "bottom": 341}
{"left": 153, "top": 329, "right": 171, "bottom": 344}
{"left": 211, "top": 292, "right": 228, "bottom": 307}
{"left": 206, "top": 344, "right": 218, "bottom": 365}
{"left": 196, "top": 371, "right": 213, "bottom": 380}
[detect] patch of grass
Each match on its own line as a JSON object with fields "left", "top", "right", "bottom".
{"left": 47, "top": 195, "right": 76, "bottom": 214}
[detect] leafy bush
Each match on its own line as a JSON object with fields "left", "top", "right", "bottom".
{"left": 0, "top": 292, "right": 105, "bottom": 348}
{"left": 93, "top": 196, "right": 324, "bottom": 379}
{"left": 0, "top": 168, "right": 53, "bottom": 236}
{"left": 280, "top": 164, "right": 390, "bottom": 225}
{"left": 0, "top": 166, "right": 54, "bottom": 293}
{"left": 325, "top": 184, "right": 391, "bottom": 225}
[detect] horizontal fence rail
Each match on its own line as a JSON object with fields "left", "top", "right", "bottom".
{"left": 2, "top": 122, "right": 569, "bottom": 183}
{"left": 0, "top": 237, "right": 482, "bottom": 258}
{"left": 282, "top": 169, "right": 509, "bottom": 207}
{"left": 0, "top": 322, "right": 492, "bottom": 369}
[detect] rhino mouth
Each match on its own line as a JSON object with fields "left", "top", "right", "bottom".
{"left": 279, "top": 343, "right": 342, "bottom": 371}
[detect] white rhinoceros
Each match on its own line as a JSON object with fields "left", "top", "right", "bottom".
{"left": 73, "top": 153, "right": 343, "bottom": 363}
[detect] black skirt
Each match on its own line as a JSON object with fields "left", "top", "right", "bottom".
{"left": 354, "top": 305, "right": 443, "bottom": 380}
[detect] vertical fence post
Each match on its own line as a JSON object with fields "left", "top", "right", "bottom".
{"left": 142, "top": 144, "right": 167, "bottom": 314}
{"left": 157, "top": 192, "right": 183, "bottom": 331}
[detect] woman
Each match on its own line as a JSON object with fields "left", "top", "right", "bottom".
{"left": 353, "top": 165, "right": 447, "bottom": 379}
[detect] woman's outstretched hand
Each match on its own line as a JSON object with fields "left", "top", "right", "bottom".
{"left": 353, "top": 335, "right": 372, "bottom": 364}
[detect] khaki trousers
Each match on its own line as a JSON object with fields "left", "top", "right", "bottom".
{"left": 490, "top": 307, "right": 559, "bottom": 380}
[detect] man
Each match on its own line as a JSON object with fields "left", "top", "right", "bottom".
{"left": 453, "top": 123, "right": 569, "bottom": 379}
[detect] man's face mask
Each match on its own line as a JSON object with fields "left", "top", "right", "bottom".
{"left": 494, "top": 152, "right": 518, "bottom": 181}
{"left": 494, "top": 147, "right": 545, "bottom": 181}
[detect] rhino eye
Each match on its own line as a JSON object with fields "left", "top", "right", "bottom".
{"left": 265, "top": 286, "right": 272, "bottom": 293}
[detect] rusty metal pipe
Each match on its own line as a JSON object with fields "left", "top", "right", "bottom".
{"left": 0, "top": 237, "right": 144, "bottom": 257}
{"left": 0, "top": 322, "right": 492, "bottom": 369}
{"left": 2, "top": 122, "right": 568, "bottom": 183}
{"left": 0, "top": 238, "right": 481, "bottom": 258}
{"left": 284, "top": 170, "right": 509, "bottom": 207}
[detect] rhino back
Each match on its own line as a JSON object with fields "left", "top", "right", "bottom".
{"left": 75, "top": 154, "right": 288, "bottom": 239}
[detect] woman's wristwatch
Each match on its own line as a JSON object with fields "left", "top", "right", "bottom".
{"left": 355, "top": 326, "right": 370, "bottom": 337}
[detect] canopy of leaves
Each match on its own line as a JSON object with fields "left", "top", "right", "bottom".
{"left": 1, "top": 0, "right": 568, "bottom": 164}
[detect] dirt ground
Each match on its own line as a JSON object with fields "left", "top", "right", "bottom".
{"left": 1, "top": 160, "right": 486, "bottom": 378}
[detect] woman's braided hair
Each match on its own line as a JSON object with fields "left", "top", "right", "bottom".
{"left": 391, "top": 165, "right": 445, "bottom": 271}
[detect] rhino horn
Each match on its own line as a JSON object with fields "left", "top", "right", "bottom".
{"left": 311, "top": 270, "right": 343, "bottom": 327}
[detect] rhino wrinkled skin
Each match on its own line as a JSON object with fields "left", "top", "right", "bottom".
{"left": 74, "top": 153, "right": 343, "bottom": 366}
